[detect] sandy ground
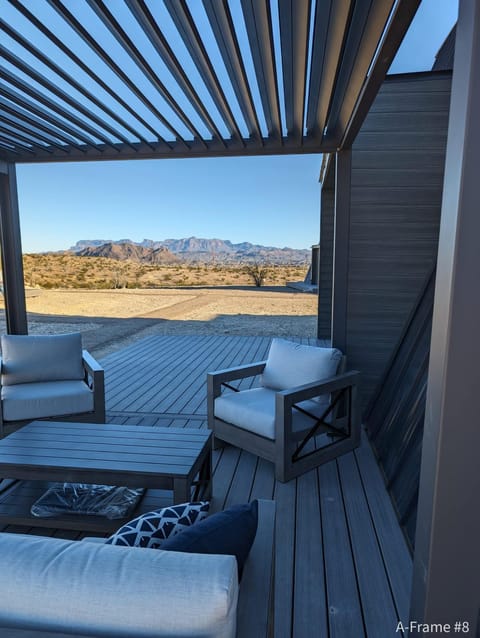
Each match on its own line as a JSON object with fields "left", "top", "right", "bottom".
{"left": 0, "top": 287, "right": 318, "bottom": 359}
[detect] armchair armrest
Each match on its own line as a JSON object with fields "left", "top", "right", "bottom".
{"left": 82, "top": 350, "right": 105, "bottom": 423}
{"left": 82, "top": 349, "right": 103, "bottom": 375}
{"left": 208, "top": 361, "right": 267, "bottom": 386}
{"left": 278, "top": 370, "right": 361, "bottom": 406}
{"left": 207, "top": 361, "right": 267, "bottom": 430}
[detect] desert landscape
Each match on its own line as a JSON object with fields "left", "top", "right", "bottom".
{"left": 0, "top": 286, "right": 318, "bottom": 359}
{"left": 0, "top": 242, "right": 317, "bottom": 359}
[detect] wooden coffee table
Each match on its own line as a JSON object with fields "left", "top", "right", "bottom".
{"left": 0, "top": 421, "right": 212, "bottom": 533}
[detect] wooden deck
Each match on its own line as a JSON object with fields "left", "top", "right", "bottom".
{"left": 0, "top": 335, "right": 413, "bottom": 637}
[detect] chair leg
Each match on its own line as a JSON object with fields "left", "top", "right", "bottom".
{"left": 213, "top": 435, "right": 227, "bottom": 450}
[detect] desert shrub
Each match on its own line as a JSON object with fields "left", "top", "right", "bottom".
{"left": 245, "top": 262, "right": 269, "bottom": 287}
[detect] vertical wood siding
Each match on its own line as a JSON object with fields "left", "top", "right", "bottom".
{"left": 347, "top": 72, "right": 451, "bottom": 408}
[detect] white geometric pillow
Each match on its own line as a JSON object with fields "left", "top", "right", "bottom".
{"left": 105, "top": 501, "right": 210, "bottom": 549}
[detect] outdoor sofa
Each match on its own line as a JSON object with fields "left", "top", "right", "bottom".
{"left": 0, "top": 499, "right": 275, "bottom": 638}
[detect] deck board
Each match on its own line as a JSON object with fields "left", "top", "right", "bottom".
{"left": 0, "top": 334, "right": 412, "bottom": 638}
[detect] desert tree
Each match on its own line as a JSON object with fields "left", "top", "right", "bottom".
{"left": 245, "top": 262, "right": 269, "bottom": 287}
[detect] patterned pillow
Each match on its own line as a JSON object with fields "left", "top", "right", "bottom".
{"left": 105, "top": 501, "right": 210, "bottom": 549}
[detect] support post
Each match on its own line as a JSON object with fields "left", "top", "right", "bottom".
{"left": 0, "top": 162, "right": 28, "bottom": 334}
{"left": 410, "top": 1, "right": 480, "bottom": 633}
{"left": 331, "top": 150, "right": 351, "bottom": 352}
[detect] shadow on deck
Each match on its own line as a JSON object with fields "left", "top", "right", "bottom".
{"left": 1, "top": 335, "right": 412, "bottom": 638}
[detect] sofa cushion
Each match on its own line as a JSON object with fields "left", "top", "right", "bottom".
{"left": 105, "top": 501, "right": 210, "bottom": 549}
{"left": 1, "top": 380, "right": 93, "bottom": 422}
{"left": 1, "top": 333, "right": 84, "bottom": 386}
{"left": 261, "top": 338, "right": 342, "bottom": 391}
{"left": 0, "top": 532, "right": 238, "bottom": 638}
{"left": 215, "top": 387, "right": 329, "bottom": 439}
{"left": 161, "top": 501, "right": 258, "bottom": 579}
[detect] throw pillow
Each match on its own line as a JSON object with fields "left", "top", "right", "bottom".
{"left": 105, "top": 501, "right": 210, "bottom": 549}
{"left": 161, "top": 500, "right": 258, "bottom": 580}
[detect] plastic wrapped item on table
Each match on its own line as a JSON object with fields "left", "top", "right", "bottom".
{"left": 30, "top": 483, "right": 145, "bottom": 520}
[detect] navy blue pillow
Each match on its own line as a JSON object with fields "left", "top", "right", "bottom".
{"left": 161, "top": 500, "right": 258, "bottom": 580}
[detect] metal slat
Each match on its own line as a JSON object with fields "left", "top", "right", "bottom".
{"left": 240, "top": 0, "right": 282, "bottom": 140}
{"left": 0, "top": 106, "right": 72, "bottom": 152}
{"left": 125, "top": 0, "right": 226, "bottom": 145}
{"left": 0, "top": 135, "right": 23, "bottom": 155}
{"left": 0, "top": 61, "right": 111, "bottom": 150}
{"left": 86, "top": 0, "right": 205, "bottom": 146}
{"left": 0, "top": 123, "right": 51, "bottom": 153}
{"left": 164, "top": 0, "right": 243, "bottom": 143}
{"left": 47, "top": 0, "right": 174, "bottom": 148}
{"left": 305, "top": 0, "right": 352, "bottom": 140}
{"left": 278, "top": 0, "right": 311, "bottom": 140}
{"left": 325, "top": 0, "right": 396, "bottom": 146}
{"left": 202, "top": 0, "right": 262, "bottom": 141}
{"left": 8, "top": 0, "right": 157, "bottom": 149}
{"left": 0, "top": 26, "right": 131, "bottom": 151}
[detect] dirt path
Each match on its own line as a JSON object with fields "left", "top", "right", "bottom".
{"left": 1, "top": 287, "right": 318, "bottom": 359}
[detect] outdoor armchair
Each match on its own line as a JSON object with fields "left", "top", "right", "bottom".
{"left": 0, "top": 332, "right": 105, "bottom": 437}
{"left": 208, "top": 338, "right": 361, "bottom": 482}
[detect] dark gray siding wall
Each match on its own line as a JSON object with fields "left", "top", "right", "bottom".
{"left": 346, "top": 72, "right": 451, "bottom": 408}
{"left": 317, "top": 186, "right": 334, "bottom": 340}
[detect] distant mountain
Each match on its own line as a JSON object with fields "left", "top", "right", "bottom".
{"left": 76, "top": 242, "right": 179, "bottom": 264}
{"left": 70, "top": 237, "right": 310, "bottom": 265}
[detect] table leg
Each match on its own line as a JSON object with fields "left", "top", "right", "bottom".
{"left": 193, "top": 444, "right": 212, "bottom": 501}
{"left": 173, "top": 478, "right": 190, "bottom": 504}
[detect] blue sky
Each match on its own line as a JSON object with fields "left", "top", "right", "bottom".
{"left": 16, "top": 0, "right": 458, "bottom": 254}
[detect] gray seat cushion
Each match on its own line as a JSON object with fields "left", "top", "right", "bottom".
{"left": 1, "top": 380, "right": 93, "bottom": 421}
{"left": 0, "top": 532, "right": 238, "bottom": 638}
{"left": 214, "top": 387, "right": 329, "bottom": 440}
{"left": 1, "top": 333, "right": 84, "bottom": 386}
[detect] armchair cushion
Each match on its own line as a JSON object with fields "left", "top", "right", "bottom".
{"left": 261, "top": 338, "right": 342, "bottom": 391}
{"left": 1, "top": 380, "right": 93, "bottom": 422}
{"left": 1, "top": 333, "right": 84, "bottom": 386}
{"left": 214, "top": 387, "right": 328, "bottom": 440}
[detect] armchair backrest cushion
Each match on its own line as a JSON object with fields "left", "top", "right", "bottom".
{"left": 1, "top": 333, "right": 84, "bottom": 386}
{"left": 261, "top": 338, "right": 342, "bottom": 390}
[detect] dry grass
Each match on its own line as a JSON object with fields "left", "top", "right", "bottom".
{"left": 22, "top": 253, "right": 308, "bottom": 289}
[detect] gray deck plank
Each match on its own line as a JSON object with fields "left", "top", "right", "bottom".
{"left": 273, "top": 477, "right": 296, "bottom": 638}
{"left": 338, "top": 453, "right": 400, "bottom": 638}
{"left": 319, "top": 460, "right": 365, "bottom": 637}
{"left": 354, "top": 434, "right": 413, "bottom": 623}
{"left": 293, "top": 468, "right": 328, "bottom": 638}
{"left": 0, "top": 335, "right": 412, "bottom": 638}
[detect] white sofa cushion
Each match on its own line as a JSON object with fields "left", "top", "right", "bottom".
{"left": 0, "top": 532, "right": 238, "bottom": 638}
{"left": 261, "top": 338, "right": 342, "bottom": 391}
{"left": 1, "top": 333, "right": 84, "bottom": 386}
{"left": 1, "top": 380, "right": 93, "bottom": 421}
{"left": 215, "top": 387, "right": 329, "bottom": 440}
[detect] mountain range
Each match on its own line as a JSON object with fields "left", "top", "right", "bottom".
{"left": 69, "top": 237, "right": 310, "bottom": 265}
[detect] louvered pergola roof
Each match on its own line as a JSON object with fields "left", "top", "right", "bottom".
{"left": 0, "top": 0, "right": 420, "bottom": 164}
